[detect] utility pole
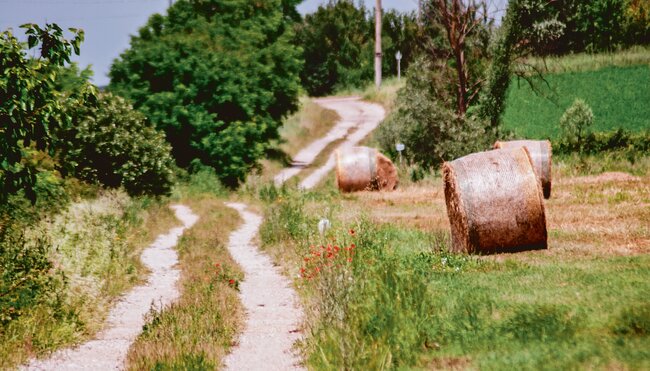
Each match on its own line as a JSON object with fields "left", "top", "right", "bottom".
{"left": 395, "top": 51, "right": 402, "bottom": 81}
{"left": 374, "top": 0, "right": 382, "bottom": 89}
{"left": 418, "top": 0, "right": 422, "bottom": 25}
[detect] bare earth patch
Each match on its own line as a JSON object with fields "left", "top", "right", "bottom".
{"left": 23, "top": 205, "right": 198, "bottom": 370}
{"left": 562, "top": 171, "right": 641, "bottom": 184}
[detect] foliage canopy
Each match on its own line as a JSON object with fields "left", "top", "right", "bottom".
{"left": 109, "top": 0, "right": 303, "bottom": 186}
{"left": 0, "top": 24, "right": 92, "bottom": 202}
{"left": 57, "top": 92, "right": 176, "bottom": 196}
{"left": 295, "top": 0, "right": 420, "bottom": 96}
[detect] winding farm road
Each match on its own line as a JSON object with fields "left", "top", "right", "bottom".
{"left": 24, "top": 97, "right": 385, "bottom": 370}
{"left": 223, "top": 97, "right": 386, "bottom": 370}
{"left": 274, "top": 96, "right": 386, "bottom": 190}
{"left": 222, "top": 203, "right": 304, "bottom": 370}
{"left": 23, "top": 205, "right": 198, "bottom": 371}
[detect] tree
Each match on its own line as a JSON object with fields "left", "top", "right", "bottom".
{"left": 422, "top": 0, "right": 493, "bottom": 116}
{"left": 109, "top": 0, "right": 303, "bottom": 187}
{"left": 476, "top": 0, "right": 564, "bottom": 131}
{"left": 559, "top": 98, "right": 594, "bottom": 152}
{"left": 376, "top": 57, "right": 491, "bottom": 169}
{"left": 0, "top": 24, "right": 92, "bottom": 202}
{"left": 296, "top": 0, "right": 373, "bottom": 96}
{"left": 295, "top": 1, "right": 421, "bottom": 96}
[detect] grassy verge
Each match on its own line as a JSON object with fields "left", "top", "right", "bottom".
{"left": 125, "top": 171, "right": 243, "bottom": 370}
{"left": 526, "top": 46, "right": 650, "bottom": 74}
{"left": 0, "top": 191, "right": 178, "bottom": 368}
{"left": 246, "top": 98, "right": 341, "bottom": 188}
{"left": 502, "top": 65, "right": 650, "bottom": 138}
{"left": 279, "top": 98, "right": 341, "bottom": 159}
{"left": 258, "top": 154, "right": 649, "bottom": 369}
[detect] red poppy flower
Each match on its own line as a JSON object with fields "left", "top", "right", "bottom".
{"left": 349, "top": 229, "right": 356, "bottom": 236}
{"left": 229, "top": 279, "right": 235, "bottom": 285}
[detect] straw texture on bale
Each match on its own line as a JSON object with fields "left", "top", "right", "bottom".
{"left": 442, "top": 148, "right": 547, "bottom": 254}
{"left": 494, "top": 139, "right": 552, "bottom": 199}
{"left": 335, "top": 146, "right": 398, "bottom": 192}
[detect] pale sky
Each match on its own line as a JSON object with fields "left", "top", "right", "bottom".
{"left": 0, "top": 0, "right": 502, "bottom": 86}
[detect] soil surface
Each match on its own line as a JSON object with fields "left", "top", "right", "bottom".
{"left": 562, "top": 171, "right": 641, "bottom": 184}
{"left": 222, "top": 203, "right": 304, "bottom": 370}
{"left": 23, "top": 205, "right": 198, "bottom": 371}
{"left": 274, "top": 96, "right": 386, "bottom": 189}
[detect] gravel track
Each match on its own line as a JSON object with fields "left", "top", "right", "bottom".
{"left": 23, "top": 205, "right": 198, "bottom": 371}
{"left": 221, "top": 203, "right": 304, "bottom": 371}
{"left": 274, "top": 96, "right": 386, "bottom": 190}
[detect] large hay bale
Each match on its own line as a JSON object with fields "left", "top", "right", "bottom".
{"left": 442, "top": 148, "right": 547, "bottom": 254}
{"left": 494, "top": 140, "right": 552, "bottom": 199}
{"left": 335, "top": 146, "right": 398, "bottom": 192}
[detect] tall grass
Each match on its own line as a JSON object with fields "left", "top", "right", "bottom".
{"left": 0, "top": 190, "right": 177, "bottom": 368}
{"left": 126, "top": 170, "right": 243, "bottom": 370}
{"left": 259, "top": 187, "right": 650, "bottom": 370}
{"left": 334, "top": 77, "right": 404, "bottom": 112}
{"left": 527, "top": 46, "right": 650, "bottom": 74}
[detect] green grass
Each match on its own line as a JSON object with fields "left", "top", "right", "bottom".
{"left": 258, "top": 179, "right": 650, "bottom": 370}
{"left": 502, "top": 65, "right": 650, "bottom": 139}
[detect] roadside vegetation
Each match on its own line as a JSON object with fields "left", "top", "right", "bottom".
{"left": 258, "top": 161, "right": 649, "bottom": 369}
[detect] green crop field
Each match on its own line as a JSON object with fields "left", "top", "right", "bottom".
{"left": 502, "top": 65, "right": 650, "bottom": 139}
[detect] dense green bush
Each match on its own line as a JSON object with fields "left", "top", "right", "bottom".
{"left": 559, "top": 98, "right": 595, "bottom": 152}
{"left": 557, "top": 128, "right": 650, "bottom": 156}
{"left": 57, "top": 93, "right": 175, "bottom": 196}
{"left": 0, "top": 24, "right": 93, "bottom": 203}
{"left": 109, "top": 0, "right": 302, "bottom": 187}
{"left": 376, "top": 58, "right": 493, "bottom": 169}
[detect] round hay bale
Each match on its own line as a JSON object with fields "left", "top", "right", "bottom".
{"left": 335, "top": 146, "right": 398, "bottom": 192}
{"left": 494, "top": 140, "right": 552, "bottom": 199}
{"left": 375, "top": 152, "right": 399, "bottom": 191}
{"left": 442, "top": 148, "right": 547, "bottom": 254}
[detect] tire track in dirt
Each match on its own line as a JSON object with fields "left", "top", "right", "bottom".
{"left": 23, "top": 205, "right": 198, "bottom": 371}
{"left": 222, "top": 203, "right": 304, "bottom": 370}
{"left": 274, "top": 96, "right": 386, "bottom": 189}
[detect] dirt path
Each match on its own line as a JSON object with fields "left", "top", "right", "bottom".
{"left": 222, "top": 203, "right": 304, "bottom": 370}
{"left": 274, "top": 96, "right": 386, "bottom": 189}
{"left": 23, "top": 205, "right": 198, "bottom": 371}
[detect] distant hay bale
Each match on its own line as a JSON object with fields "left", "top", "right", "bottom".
{"left": 442, "top": 148, "right": 547, "bottom": 254}
{"left": 494, "top": 140, "right": 552, "bottom": 199}
{"left": 335, "top": 146, "right": 398, "bottom": 192}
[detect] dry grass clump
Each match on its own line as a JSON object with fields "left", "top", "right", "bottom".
{"left": 442, "top": 148, "right": 547, "bottom": 254}
{"left": 335, "top": 146, "right": 398, "bottom": 192}
{"left": 495, "top": 140, "right": 553, "bottom": 198}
